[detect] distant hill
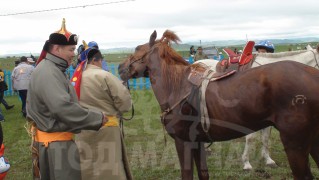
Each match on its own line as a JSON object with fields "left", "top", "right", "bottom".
{"left": 0, "top": 53, "right": 40, "bottom": 58}
{"left": 185, "top": 37, "right": 319, "bottom": 48}
{"left": 100, "top": 47, "right": 135, "bottom": 54}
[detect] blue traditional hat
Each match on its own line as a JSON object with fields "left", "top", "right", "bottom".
{"left": 88, "top": 41, "right": 99, "bottom": 49}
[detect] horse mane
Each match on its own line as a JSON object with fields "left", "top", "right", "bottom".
{"left": 151, "top": 30, "right": 190, "bottom": 93}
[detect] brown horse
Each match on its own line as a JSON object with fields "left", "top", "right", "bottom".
{"left": 118, "top": 30, "right": 319, "bottom": 180}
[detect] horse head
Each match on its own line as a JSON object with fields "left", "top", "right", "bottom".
{"left": 118, "top": 30, "right": 157, "bottom": 81}
{"left": 118, "top": 30, "right": 185, "bottom": 82}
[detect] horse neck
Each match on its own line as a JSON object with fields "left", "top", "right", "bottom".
{"left": 147, "top": 58, "right": 190, "bottom": 111}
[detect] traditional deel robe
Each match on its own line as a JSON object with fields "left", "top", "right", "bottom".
{"left": 26, "top": 53, "right": 104, "bottom": 180}
{"left": 75, "top": 64, "right": 132, "bottom": 180}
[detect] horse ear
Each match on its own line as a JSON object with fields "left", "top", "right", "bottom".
{"left": 149, "top": 30, "right": 157, "bottom": 47}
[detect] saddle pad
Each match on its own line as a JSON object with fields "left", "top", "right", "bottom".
{"left": 188, "top": 67, "right": 236, "bottom": 87}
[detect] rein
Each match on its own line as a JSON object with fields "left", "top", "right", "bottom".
{"left": 124, "top": 53, "right": 147, "bottom": 74}
{"left": 120, "top": 52, "right": 148, "bottom": 136}
{"left": 121, "top": 52, "right": 147, "bottom": 121}
{"left": 160, "top": 91, "right": 192, "bottom": 124}
{"left": 159, "top": 91, "right": 192, "bottom": 146}
{"left": 121, "top": 79, "right": 135, "bottom": 121}
{"left": 120, "top": 54, "right": 146, "bottom": 138}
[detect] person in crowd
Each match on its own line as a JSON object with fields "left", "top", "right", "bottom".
{"left": 194, "top": 46, "right": 208, "bottom": 61}
{"left": 88, "top": 41, "right": 109, "bottom": 71}
{"left": 189, "top": 45, "right": 196, "bottom": 57}
{"left": 26, "top": 18, "right": 109, "bottom": 180}
{"left": 73, "top": 47, "right": 132, "bottom": 179}
{"left": 72, "top": 44, "right": 85, "bottom": 69}
{"left": 14, "top": 60, "right": 20, "bottom": 67}
{"left": 218, "top": 52, "right": 224, "bottom": 61}
{"left": 27, "top": 57, "right": 35, "bottom": 67}
{"left": 0, "top": 99, "right": 14, "bottom": 111}
{"left": 254, "top": 40, "right": 275, "bottom": 53}
{"left": 11, "top": 56, "right": 34, "bottom": 117}
{"left": 0, "top": 70, "right": 6, "bottom": 122}
{"left": 0, "top": 69, "right": 14, "bottom": 111}
{"left": 234, "top": 48, "right": 238, "bottom": 54}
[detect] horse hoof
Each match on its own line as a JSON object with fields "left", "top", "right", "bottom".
{"left": 243, "top": 164, "right": 253, "bottom": 171}
{"left": 266, "top": 159, "right": 277, "bottom": 168}
{"left": 266, "top": 162, "right": 277, "bottom": 168}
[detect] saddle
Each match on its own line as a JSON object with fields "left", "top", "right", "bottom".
{"left": 187, "top": 64, "right": 236, "bottom": 133}
{"left": 223, "top": 41, "right": 255, "bottom": 72}
{"left": 188, "top": 63, "right": 236, "bottom": 87}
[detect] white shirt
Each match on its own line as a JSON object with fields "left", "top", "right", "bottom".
{"left": 11, "top": 62, "right": 34, "bottom": 90}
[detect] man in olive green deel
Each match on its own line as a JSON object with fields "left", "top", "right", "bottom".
{"left": 26, "top": 19, "right": 108, "bottom": 180}
{"left": 194, "top": 46, "right": 208, "bottom": 61}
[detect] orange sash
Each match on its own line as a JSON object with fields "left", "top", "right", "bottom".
{"left": 32, "top": 126, "right": 73, "bottom": 147}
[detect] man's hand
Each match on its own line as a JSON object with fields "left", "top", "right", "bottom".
{"left": 122, "top": 81, "right": 128, "bottom": 88}
{"left": 101, "top": 112, "right": 109, "bottom": 127}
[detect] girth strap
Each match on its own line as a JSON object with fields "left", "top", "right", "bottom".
{"left": 200, "top": 69, "right": 216, "bottom": 133}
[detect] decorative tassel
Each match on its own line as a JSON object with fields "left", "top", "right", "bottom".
{"left": 36, "top": 40, "right": 50, "bottom": 66}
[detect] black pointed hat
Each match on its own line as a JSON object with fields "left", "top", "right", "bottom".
{"left": 49, "top": 18, "right": 78, "bottom": 45}
{"left": 37, "top": 18, "right": 78, "bottom": 65}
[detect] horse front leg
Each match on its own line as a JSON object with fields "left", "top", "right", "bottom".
{"left": 193, "top": 142, "right": 209, "bottom": 180}
{"left": 174, "top": 137, "right": 195, "bottom": 180}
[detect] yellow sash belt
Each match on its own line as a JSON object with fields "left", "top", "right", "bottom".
{"left": 103, "top": 116, "right": 119, "bottom": 127}
{"left": 31, "top": 115, "right": 118, "bottom": 147}
{"left": 32, "top": 126, "right": 73, "bottom": 147}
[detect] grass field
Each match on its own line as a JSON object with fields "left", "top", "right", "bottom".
{"left": 2, "top": 90, "right": 319, "bottom": 179}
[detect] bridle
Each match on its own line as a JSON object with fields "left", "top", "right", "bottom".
{"left": 120, "top": 51, "right": 148, "bottom": 122}
{"left": 124, "top": 52, "right": 148, "bottom": 74}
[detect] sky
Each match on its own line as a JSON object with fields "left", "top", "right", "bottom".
{"left": 0, "top": 0, "right": 319, "bottom": 55}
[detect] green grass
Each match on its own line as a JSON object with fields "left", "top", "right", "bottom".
{"left": 1, "top": 96, "right": 32, "bottom": 179}
{"left": 2, "top": 91, "right": 319, "bottom": 179}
